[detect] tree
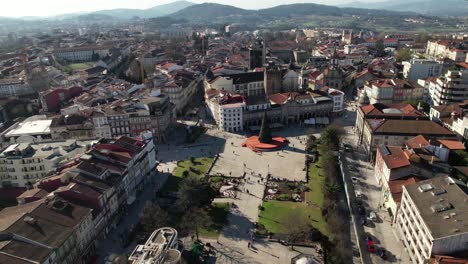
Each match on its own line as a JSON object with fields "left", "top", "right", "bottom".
{"left": 176, "top": 176, "right": 216, "bottom": 211}
{"left": 180, "top": 207, "right": 212, "bottom": 240}
{"left": 396, "top": 48, "right": 412, "bottom": 62}
{"left": 141, "top": 202, "right": 169, "bottom": 234}
{"left": 403, "top": 100, "right": 430, "bottom": 113}
{"left": 319, "top": 125, "right": 342, "bottom": 151}
{"left": 258, "top": 111, "right": 272, "bottom": 143}
{"left": 284, "top": 214, "right": 311, "bottom": 249}
{"left": 375, "top": 39, "right": 385, "bottom": 57}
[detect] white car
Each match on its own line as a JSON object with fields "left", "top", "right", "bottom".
{"left": 355, "top": 190, "right": 362, "bottom": 198}
{"left": 368, "top": 211, "right": 377, "bottom": 221}
{"left": 351, "top": 177, "right": 358, "bottom": 184}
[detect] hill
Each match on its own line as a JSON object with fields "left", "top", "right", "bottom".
{"left": 342, "top": 0, "right": 468, "bottom": 16}
{"left": 171, "top": 3, "right": 253, "bottom": 21}
{"left": 90, "top": 0, "right": 194, "bottom": 19}
{"left": 148, "top": 1, "right": 195, "bottom": 15}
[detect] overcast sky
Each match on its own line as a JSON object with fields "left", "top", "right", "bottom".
{"left": 1, "top": 0, "right": 387, "bottom": 18}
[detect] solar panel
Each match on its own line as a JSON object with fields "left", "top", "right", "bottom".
{"left": 379, "top": 144, "right": 390, "bottom": 156}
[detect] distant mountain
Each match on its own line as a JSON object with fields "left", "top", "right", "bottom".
{"left": 169, "top": 2, "right": 416, "bottom": 23}
{"left": 257, "top": 3, "right": 413, "bottom": 17}
{"left": 342, "top": 0, "right": 468, "bottom": 16}
{"left": 148, "top": 1, "right": 195, "bottom": 15}
{"left": 170, "top": 3, "right": 253, "bottom": 21}
{"left": 90, "top": 0, "right": 194, "bottom": 19}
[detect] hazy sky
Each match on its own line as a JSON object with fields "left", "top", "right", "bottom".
{"left": 1, "top": 0, "right": 387, "bottom": 18}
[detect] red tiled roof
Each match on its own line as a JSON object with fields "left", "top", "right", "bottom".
{"left": 429, "top": 255, "right": 468, "bottom": 264}
{"left": 405, "top": 135, "right": 430, "bottom": 149}
{"left": 436, "top": 139, "right": 465, "bottom": 150}
{"left": 388, "top": 176, "right": 422, "bottom": 203}
{"left": 379, "top": 146, "right": 410, "bottom": 169}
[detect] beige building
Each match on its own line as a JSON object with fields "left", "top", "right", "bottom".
{"left": 426, "top": 40, "right": 468, "bottom": 62}
{"left": 362, "top": 79, "right": 424, "bottom": 105}
{"left": 0, "top": 139, "right": 97, "bottom": 188}
{"left": 396, "top": 176, "right": 468, "bottom": 264}
{"left": 360, "top": 119, "right": 456, "bottom": 157}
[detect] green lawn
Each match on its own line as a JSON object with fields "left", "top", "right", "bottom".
{"left": 199, "top": 202, "right": 230, "bottom": 238}
{"left": 162, "top": 157, "right": 213, "bottom": 193}
{"left": 258, "top": 156, "right": 329, "bottom": 236}
{"left": 63, "top": 63, "right": 91, "bottom": 72}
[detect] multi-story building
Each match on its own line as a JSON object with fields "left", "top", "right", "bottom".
{"left": 403, "top": 59, "right": 442, "bottom": 81}
{"left": 0, "top": 78, "right": 34, "bottom": 98}
{"left": 396, "top": 176, "right": 468, "bottom": 264}
{"left": 355, "top": 103, "right": 427, "bottom": 147}
{"left": 53, "top": 46, "right": 111, "bottom": 63}
{"left": 159, "top": 70, "right": 202, "bottom": 115}
{"left": 360, "top": 119, "right": 456, "bottom": 157}
{"left": 205, "top": 72, "right": 265, "bottom": 96}
{"left": 0, "top": 139, "right": 97, "bottom": 188}
{"left": 362, "top": 79, "right": 424, "bottom": 104}
{"left": 430, "top": 70, "right": 468, "bottom": 106}
{"left": 39, "top": 86, "right": 83, "bottom": 113}
{"left": 426, "top": 40, "right": 468, "bottom": 62}
{"left": 205, "top": 91, "right": 246, "bottom": 132}
{"left": 0, "top": 196, "right": 94, "bottom": 264}
{"left": 50, "top": 114, "right": 95, "bottom": 140}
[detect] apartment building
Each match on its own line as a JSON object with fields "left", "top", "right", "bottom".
{"left": 362, "top": 79, "right": 424, "bottom": 104}
{"left": 159, "top": 70, "right": 202, "bottom": 115}
{"left": 0, "top": 197, "right": 94, "bottom": 264}
{"left": 426, "top": 40, "right": 468, "bottom": 62}
{"left": 0, "top": 139, "right": 97, "bottom": 188}
{"left": 0, "top": 78, "right": 34, "bottom": 98}
{"left": 205, "top": 90, "right": 246, "bottom": 132}
{"left": 50, "top": 114, "right": 95, "bottom": 140}
{"left": 403, "top": 59, "right": 442, "bottom": 81}
{"left": 430, "top": 70, "right": 468, "bottom": 106}
{"left": 396, "top": 176, "right": 468, "bottom": 264}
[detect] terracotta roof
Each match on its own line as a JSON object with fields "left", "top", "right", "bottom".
{"left": 429, "top": 255, "right": 468, "bottom": 264}
{"left": 378, "top": 145, "right": 410, "bottom": 169}
{"left": 369, "top": 120, "right": 455, "bottom": 136}
{"left": 436, "top": 139, "right": 465, "bottom": 150}
{"left": 405, "top": 135, "right": 430, "bottom": 149}
{"left": 388, "top": 176, "right": 423, "bottom": 203}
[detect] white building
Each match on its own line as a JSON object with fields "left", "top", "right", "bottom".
{"left": 0, "top": 139, "right": 97, "bottom": 188}
{"left": 396, "top": 176, "right": 468, "bottom": 264}
{"left": 402, "top": 59, "right": 442, "bottom": 81}
{"left": 430, "top": 70, "right": 468, "bottom": 106}
{"left": 426, "top": 40, "right": 468, "bottom": 62}
{"left": 328, "top": 88, "right": 345, "bottom": 113}
{"left": 205, "top": 91, "right": 246, "bottom": 132}
{"left": 2, "top": 115, "right": 53, "bottom": 146}
{"left": 54, "top": 46, "right": 111, "bottom": 62}
{"left": 128, "top": 227, "right": 180, "bottom": 264}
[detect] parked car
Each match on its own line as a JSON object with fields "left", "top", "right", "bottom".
{"left": 367, "top": 240, "right": 376, "bottom": 253}
{"left": 368, "top": 211, "right": 377, "bottom": 221}
{"left": 357, "top": 205, "right": 365, "bottom": 215}
{"left": 355, "top": 190, "right": 362, "bottom": 198}
{"left": 351, "top": 177, "right": 358, "bottom": 184}
{"left": 376, "top": 247, "right": 388, "bottom": 259}
{"left": 360, "top": 217, "right": 367, "bottom": 226}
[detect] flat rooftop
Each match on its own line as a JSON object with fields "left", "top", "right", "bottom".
{"left": 5, "top": 120, "right": 52, "bottom": 137}
{"left": 404, "top": 176, "right": 468, "bottom": 239}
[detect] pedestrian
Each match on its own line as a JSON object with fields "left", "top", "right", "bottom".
{"left": 248, "top": 242, "right": 251, "bottom": 248}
